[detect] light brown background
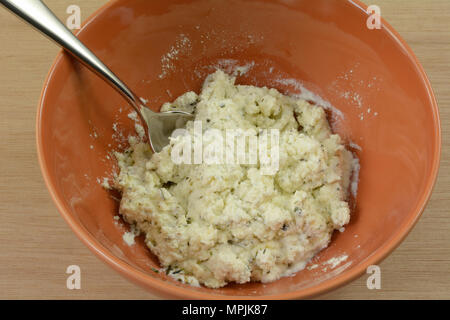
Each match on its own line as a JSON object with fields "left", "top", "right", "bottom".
{"left": 0, "top": 0, "right": 448, "bottom": 299}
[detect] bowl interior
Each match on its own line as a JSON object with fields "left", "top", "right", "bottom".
{"left": 38, "top": 0, "right": 440, "bottom": 298}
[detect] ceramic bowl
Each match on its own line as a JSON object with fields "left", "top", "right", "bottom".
{"left": 37, "top": 0, "right": 441, "bottom": 299}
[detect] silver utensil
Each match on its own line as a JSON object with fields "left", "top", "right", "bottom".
{"left": 0, "top": 0, "right": 194, "bottom": 152}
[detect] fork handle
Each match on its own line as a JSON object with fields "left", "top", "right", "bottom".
{"left": 0, "top": 0, "right": 145, "bottom": 113}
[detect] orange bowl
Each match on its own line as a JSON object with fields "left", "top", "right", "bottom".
{"left": 37, "top": 0, "right": 441, "bottom": 299}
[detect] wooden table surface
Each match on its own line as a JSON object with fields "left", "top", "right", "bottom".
{"left": 0, "top": 0, "right": 449, "bottom": 300}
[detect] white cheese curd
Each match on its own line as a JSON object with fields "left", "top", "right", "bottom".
{"left": 114, "top": 70, "right": 355, "bottom": 288}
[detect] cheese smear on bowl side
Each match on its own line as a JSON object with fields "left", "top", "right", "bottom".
{"left": 114, "top": 70, "right": 356, "bottom": 288}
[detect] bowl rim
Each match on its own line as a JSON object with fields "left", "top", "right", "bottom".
{"left": 36, "top": 0, "right": 442, "bottom": 299}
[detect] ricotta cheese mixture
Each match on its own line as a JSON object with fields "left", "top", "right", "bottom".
{"left": 114, "top": 70, "right": 356, "bottom": 288}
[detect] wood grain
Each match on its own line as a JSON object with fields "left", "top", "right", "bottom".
{"left": 0, "top": 0, "right": 448, "bottom": 299}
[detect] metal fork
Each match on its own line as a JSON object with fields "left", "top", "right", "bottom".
{"left": 0, "top": 0, "right": 194, "bottom": 152}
